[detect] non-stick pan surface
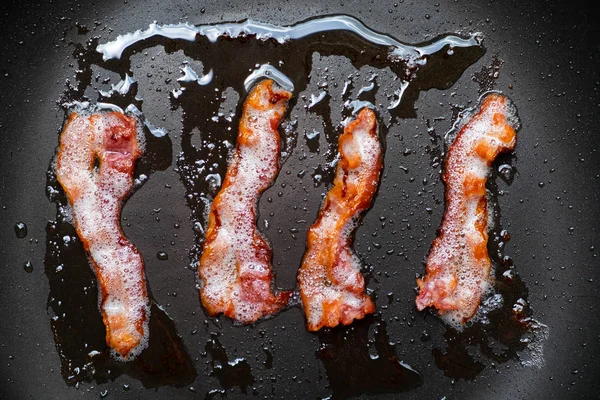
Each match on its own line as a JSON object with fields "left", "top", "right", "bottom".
{"left": 1, "top": 0, "right": 599, "bottom": 399}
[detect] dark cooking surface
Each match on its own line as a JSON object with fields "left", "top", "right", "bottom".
{"left": 1, "top": 0, "right": 599, "bottom": 399}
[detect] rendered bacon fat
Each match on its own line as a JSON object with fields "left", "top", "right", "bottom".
{"left": 297, "top": 108, "right": 382, "bottom": 331}
{"left": 415, "top": 93, "right": 519, "bottom": 327}
{"left": 199, "top": 79, "right": 292, "bottom": 323}
{"left": 56, "top": 111, "right": 149, "bottom": 359}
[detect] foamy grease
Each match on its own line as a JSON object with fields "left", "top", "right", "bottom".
{"left": 200, "top": 82, "right": 290, "bottom": 322}
{"left": 301, "top": 109, "right": 381, "bottom": 328}
{"left": 422, "top": 93, "right": 520, "bottom": 330}
{"left": 56, "top": 107, "right": 150, "bottom": 360}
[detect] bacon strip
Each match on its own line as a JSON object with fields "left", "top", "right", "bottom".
{"left": 56, "top": 111, "right": 149, "bottom": 359}
{"left": 297, "top": 108, "right": 382, "bottom": 331}
{"left": 416, "top": 93, "right": 519, "bottom": 327}
{"left": 199, "top": 79, "right": 292, "bottom": 323}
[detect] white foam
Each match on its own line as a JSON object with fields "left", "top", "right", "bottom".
{"left": 299, "top": 109, "right": 381, "bottom": 329}
{"left": 419, "top": 93, "right": 520, "bottom": 329}
{"left": 56, "top": 107, "right": 150, "bottom": 360}
{"left": 199, "top": 81, "right": 290, "bottom": 322}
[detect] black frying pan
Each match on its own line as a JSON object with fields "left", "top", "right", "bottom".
{"left": 1, "top": 0, "right": 599, "bottom": 399}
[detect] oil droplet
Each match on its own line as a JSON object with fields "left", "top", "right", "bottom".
{"left": 386, "top": 292, "right": 394, "bottom": 303}
{"left": 498, "top": 164, "right": 514, "bottom": 184}
{"left": 157, "top": 251, "right": 169, "bottom": 260}
{"left": 14, "top": 222, "right": 27, "bottom": 238}
{"left": 305, "top": 129, "right": 320, "bottom": 140}
{"left": 23, "top": 261, "right": 33, "bottom": 273}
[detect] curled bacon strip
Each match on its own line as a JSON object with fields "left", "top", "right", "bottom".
{"left": 199, "top": 79, "right": 292, "bottom": 323}
{"left": 416, "top": 93, "right": 519, "bottom": 326}
{"left": 298, "top": 108, "right": 382, "bottom": 331}
{"left": 56, "top": 111, "right": 149, "bottom": 359}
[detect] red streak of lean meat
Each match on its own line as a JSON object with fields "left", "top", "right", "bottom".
{"left": 56, "top": 111, "right": 149, "bottom": 359}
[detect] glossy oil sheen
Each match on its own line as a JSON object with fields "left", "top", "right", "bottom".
{"left": 45, "top": 16, "right": 488, "bottom": 391}
{"left": 4, "top": 1, "right": 594, "bottom": 398}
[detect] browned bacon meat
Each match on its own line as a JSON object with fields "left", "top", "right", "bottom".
{"left": 198, "top": 80, "right": 292, "bottom": 323}
{"left": 415, "top": 93, "right": 519, "bottom": 327}
{"left": 56, "top": 110, "right": 149, "bottom": 359}
{"left": 297, "top": 108, "right": 382, "bottom": 331}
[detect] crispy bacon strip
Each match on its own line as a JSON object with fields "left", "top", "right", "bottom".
{"left": 416, "top": 93, "right": 519, "bottom": 326}
{"left": 199, "top": 80, "right": 292, "bottom": 323}
{"left": 56, "top": 111, "right": 149, "bottom": 359}
{"left": 297, "top": 108, "right": 382, "bottom": 331}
